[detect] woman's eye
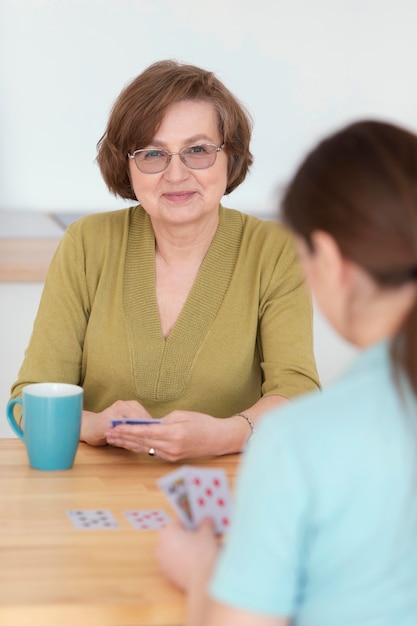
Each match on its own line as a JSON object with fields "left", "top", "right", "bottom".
{"left": 187, "top": 145, "right": 207, "bottom": 154}
{"left": 144, "top": 150, "right": 164, "bottom": 159}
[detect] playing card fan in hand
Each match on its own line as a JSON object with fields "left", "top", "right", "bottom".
{"left": 158, "top": 465, "right": 233, "bottom": 534}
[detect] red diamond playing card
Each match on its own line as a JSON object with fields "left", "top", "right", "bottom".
{"left": 158, "top": 465, "right": 233, "bottom": 534}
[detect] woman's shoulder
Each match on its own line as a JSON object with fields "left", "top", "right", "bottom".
{"left": 221, "top": 206, "right": 294, "bottom": 246}
{"left": 66, "top": 206, "right": 139, "bottom": 237}
{"left": 260, "top": 342, "right": 402, "bottom": 446}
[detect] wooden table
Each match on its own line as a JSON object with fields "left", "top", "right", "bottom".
{"left": 0, "top": 439, "right": 241, "bottom": 626}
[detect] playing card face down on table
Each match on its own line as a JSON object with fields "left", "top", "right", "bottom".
{"left": 158, "top": 465, "right": 233, "bottom": 535}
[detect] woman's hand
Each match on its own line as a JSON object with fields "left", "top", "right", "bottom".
{"left": 80, "top": 400, "right": 152, "bottom": 446}
{"left": 104, "top": 410, "right": 248, "bottom": 460}
{"left": 156, "top": 517, "right": 219, "bottom": 592}
{"left": 157, "top": 518, "right": 290, "bottom": 626}
{"left": 85, "top": 395, "right": 287, "bottom": 456}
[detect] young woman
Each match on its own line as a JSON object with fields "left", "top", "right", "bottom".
{"left": 157, "top": 119, "right": 417, "bottom": 624}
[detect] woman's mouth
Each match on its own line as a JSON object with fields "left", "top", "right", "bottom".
{"left": 163, "top": 191, "right": 195, "bottom": 203}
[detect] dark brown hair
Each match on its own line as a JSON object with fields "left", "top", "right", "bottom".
{"left": 281, "top": 119, "right": 417, "bottom": 395}
{"left": 96, "top": 60, "right": 253, "bottom": 200}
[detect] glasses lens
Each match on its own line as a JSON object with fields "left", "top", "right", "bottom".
{"left": 131, "top": 144, "right": 222, "bottom": 173}
{"left": 134, "top": 149, "right": 169, "bottom": 173}
{"left": 181, "top": 144, "right": 219, "bottom": 169}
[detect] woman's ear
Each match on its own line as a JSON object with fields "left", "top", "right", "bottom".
{"left": 310, "top": 230, "right": 348, "bottom": 287}
{"left": 126, "top": 164, "right": 139, "bottom": 202}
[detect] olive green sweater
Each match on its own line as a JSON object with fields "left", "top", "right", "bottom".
{"left": 11, "top": 205, "right": 320, "bottom": 417}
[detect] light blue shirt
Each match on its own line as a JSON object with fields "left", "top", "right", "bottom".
{"left": 210, "top": 341, "right": 417, "bottom": 624}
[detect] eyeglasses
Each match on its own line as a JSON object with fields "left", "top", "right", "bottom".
{"left": 127, "top": 143, "right": 225, "bottom": 174}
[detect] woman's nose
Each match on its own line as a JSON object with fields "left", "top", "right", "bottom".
{"left": 163, "top": 153, "right": 190, "bottom": 180}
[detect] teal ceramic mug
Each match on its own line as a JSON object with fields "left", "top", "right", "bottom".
{"left": 6, "top": 382, "right": 83, "bottom": 471}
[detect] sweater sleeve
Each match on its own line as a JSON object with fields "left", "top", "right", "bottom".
{"left": 258, "top": 226, "right": 320, "bottom": 399}
{"left": 10, "top": 224, "right": 91, "bottom": 402}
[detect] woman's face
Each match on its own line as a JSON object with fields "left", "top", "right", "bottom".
{"left": 128, "top": 99, "right": 228, "bottom": 229}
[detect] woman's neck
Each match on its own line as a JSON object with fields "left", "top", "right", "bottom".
{"left": 152, "top": 212, "right": 219, "bottom": 266}
{"left": 347, "top": 281, "right": 417, "bottom": 349}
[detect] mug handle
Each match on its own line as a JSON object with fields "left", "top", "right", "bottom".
{"left": 6, "top": 398, "right": 24, "bottom": 440}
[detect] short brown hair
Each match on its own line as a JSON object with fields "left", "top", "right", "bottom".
{"left": 96, "top": 60, "right": 253, "bottom": 200}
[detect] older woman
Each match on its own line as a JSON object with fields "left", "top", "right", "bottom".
{"left": 10, "top": 60, "right": 319, "bottom": 461}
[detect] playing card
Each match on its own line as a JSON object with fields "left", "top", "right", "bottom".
{"left": 123, "top": 509, "right": 171, "bottom": 530}
{"left": 66, "top": 509, "right": 119, "bottom": 530}
{"left": 158, "top": 466, "right": 233, "bottom": 534}
{"left": 184, "top": 467, "right": 233, "bottom": 535}
{"left": 157, "top": 467, "right": 194, "bottom": 530}
{"left": 110, "top": 418, "right": 162, "bottom": 427}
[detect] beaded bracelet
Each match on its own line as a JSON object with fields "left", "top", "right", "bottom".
{"left": 235, "top": 412, "right": 256, "bottom": 442}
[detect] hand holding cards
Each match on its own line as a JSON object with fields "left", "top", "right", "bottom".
{"left": 110, "top": 418, "right": 162, "bottom": 427}
{"left": 158, "top": 465, "right": 233, "bottom": 535}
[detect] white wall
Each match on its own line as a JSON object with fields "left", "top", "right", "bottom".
{"left": 2, "top": 0, "right": 417, "bottom": 215}
{"left": 1, "top": 0, "right": 412, "bottom": 434}
{"left": 1, "top": 283, "right": 44, "bottom": 437}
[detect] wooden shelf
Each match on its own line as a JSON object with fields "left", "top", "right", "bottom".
{"left": 0, "top": 238, "right": 62, "bottom": 282}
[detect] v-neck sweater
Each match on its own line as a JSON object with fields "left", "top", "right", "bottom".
{"left": 11, "top": 205, "right": 320, "bottom": 418}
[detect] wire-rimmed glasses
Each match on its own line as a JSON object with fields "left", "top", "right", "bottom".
{"left": 127, "top": 143, "right": 225, "bottom": 174}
